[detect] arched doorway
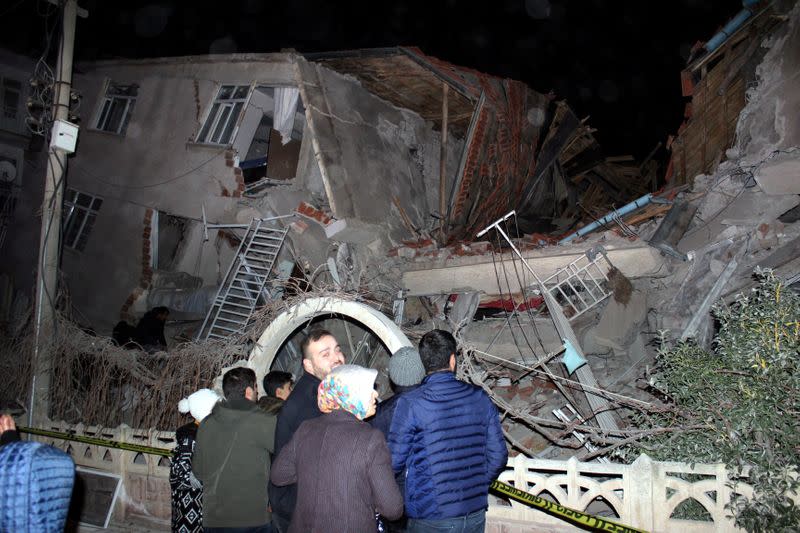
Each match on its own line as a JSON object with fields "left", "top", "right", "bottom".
{"left": 247, "top": 297, "right": 413, "bottom": 394}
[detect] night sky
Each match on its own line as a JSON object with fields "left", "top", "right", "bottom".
{"left": 3, "top": 0, "right": 739, "bottom": 163}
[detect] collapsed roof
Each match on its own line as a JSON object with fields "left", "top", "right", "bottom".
{"left": 310, "top": 46, "right": 654, "bottom": 242}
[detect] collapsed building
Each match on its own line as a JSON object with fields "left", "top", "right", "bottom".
{"left": 0, "top": 0, "right": 798, "bottom": 530}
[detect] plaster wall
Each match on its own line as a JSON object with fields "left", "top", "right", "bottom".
{"left": 53, "top": 55, "right": 300, "bottom": 331}
{"left": 0, "top": 50, "right": 41, "bottom": 294}
{"left": 60, "top": 198, "right": 145, "bottom": 329}
{"left": 296, "top": 59, "right": 465, "bottom": 243}
{"left": 736, "top": 2, "right": 800, "bottom": 165}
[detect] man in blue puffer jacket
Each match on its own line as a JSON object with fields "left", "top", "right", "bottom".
{"left": 388, "top": 329, "right": 508, "bottom": 533}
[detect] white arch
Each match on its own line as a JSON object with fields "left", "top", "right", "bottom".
{"left": 247, "top": 297, "right": 413, "bottom": 387}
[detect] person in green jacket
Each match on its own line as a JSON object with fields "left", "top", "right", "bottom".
{"left": 194, "top": 367, "right": 277, "bottom": 532}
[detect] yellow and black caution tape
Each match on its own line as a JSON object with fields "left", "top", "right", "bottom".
{"left": 490, "top": 479, "right": 648, "bottom": 533}
{"left": 20, "top": 426, "right": 647, "bottom": 532}
{"left": 19, "top": 426, "right": 172, "bottom": 457}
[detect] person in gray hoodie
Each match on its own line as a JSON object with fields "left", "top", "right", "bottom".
{"left": 194, "top": 367, "right": 277, "bottom": 533}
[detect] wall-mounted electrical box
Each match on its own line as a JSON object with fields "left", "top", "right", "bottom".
{"left": 50, "top": 119, "right": 80, "bottom": 153}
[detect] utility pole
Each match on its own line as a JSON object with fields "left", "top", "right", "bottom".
{"left": 30, "top": 0, "right": 86, "bottom": 426}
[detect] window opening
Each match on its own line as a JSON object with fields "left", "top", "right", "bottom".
{"left": 197, "top": 85, "right": 250, "bottom": 145}
{"left": 154, "top": 211, "right": 189, "bottom": 270}
{"left": 241, "top": 86, "right": 305, "bottom": 191}
{"left": 63, "top": 188, "right": 102, "bottom": 251}
{"left": 1, "top": 78, "right": 21, "bottom": 121}
{"left": 94, "top": 82, "right": 138, "bottom": 135}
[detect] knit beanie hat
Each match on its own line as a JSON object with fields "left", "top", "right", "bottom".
{"left": 178, "top": 388, "right": 221, "bottom": 422}
{"left": 317, "top": 364, "right": 378, "bottom": 420}
{"left": 388, "top": 347, "right": 425, "bottom": 387}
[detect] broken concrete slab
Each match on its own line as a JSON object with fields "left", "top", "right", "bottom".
{"left": 754, "top": 152, "right": 800, "bottom": 195}
{"left": 593, "top": 289, "right": 647, "bottom": 351}
{"left": 401, "top": 241, "right": 666, "bottom": 297}
{"left": 449, "top": 291, "right": 481, "bottom": 328}
{"left": 462, "top": 318, "right": 562, "bottom": 362}
{"left": 678, "top": 189, "right": 799, "bottom": 253}
{"left": 324, "top": 218, "right": 383, "bottom": 244}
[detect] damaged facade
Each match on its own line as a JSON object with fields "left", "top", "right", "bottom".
{"left": 1, "top": 1, "right": 799, "bottom": 530}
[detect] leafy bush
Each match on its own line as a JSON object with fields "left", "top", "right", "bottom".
{"left": 620, "top": 270, "right": 799, "bottom": 532}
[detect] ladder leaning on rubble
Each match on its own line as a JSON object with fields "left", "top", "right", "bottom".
{"left": 196, "top": 219, "right": 288, "bottom": 341}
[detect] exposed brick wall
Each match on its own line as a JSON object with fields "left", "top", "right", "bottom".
{"left": 225, "top": 149, "right": 245, "bottom": 198}
{"left": 119, "top": 208, "right": 154, "bottom": 322}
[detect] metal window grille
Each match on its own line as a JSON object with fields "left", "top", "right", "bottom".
{"left": 196, "top": 85, "right": 250, "bottom": 145}
{"left": 62, "top": 188, "right": 103, "bottom": 251}
{"left": 542, "top": 246, "right": 612, "bottom": 320}
{"left": 94, "top": 83, "right": 138, "bottom": 135}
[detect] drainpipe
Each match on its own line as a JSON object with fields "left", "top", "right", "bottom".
{"left": 559, "top": 193, "right": 653, "bottom": 245}
{"left": 704, "top": 4, "right": 754, "bottom": 54}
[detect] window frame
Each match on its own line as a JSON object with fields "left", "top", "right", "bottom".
{"left": 93, "top": 81, "right": 138, "bottom": 135}
{"left": 1, "top": 78, "right": 22, "bottom": 121}
{"left": 0, "top": 76, "right": 24, "bottom": 133}
{"left": 195, "top": 84, "right": 252, "bottom": 146}
{"left": 62, "top": 188, "right": 102, "bottom": 252}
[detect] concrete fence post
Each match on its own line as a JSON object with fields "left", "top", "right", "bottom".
{"left": 627, "top": 453, "right": 655, "bottom": 531}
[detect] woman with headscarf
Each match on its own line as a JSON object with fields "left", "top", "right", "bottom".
{"left": 170, "top": 388, "right": 221, "bottom": 533}
{"left": 271, "top": 364, "right": 403, "bottom": 533}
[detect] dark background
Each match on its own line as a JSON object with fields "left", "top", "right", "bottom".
{"left": 2, "top": 0, "right": 738, "bottom": 161}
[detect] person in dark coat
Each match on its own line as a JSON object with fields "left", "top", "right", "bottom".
{"left": 269, "top": 328, "right": 344, "bottom": 532}
{"left": 371, "top": 347, "right": 425, "bottom": 532}
{"left": 371, "top": 347, "right": 425, "bottom": 439}
{"left": 271, "top": 364, "right": 403, "bottom": 533}
{"left": 258, "top": 371, "right": 293, "bottom": 415}
{"left": 170, "top": 388, "right": 221, "bottom": 533}
{"left": 388, "top": 329, "right": 507, "bottom": 533}
{"left": 194, "top": 367, "right": 277, "bottom": 532}
{"left": 134, "top": 306, "right": 169, "bottom": 352}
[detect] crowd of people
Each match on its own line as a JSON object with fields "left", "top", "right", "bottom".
{"left": 171, "top": 327, "right": 508, "bottom": 533}
{"left": 0, "top": 325, "right": 506, "bottom": 532}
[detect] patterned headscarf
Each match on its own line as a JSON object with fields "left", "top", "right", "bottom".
{"left": 317, "top": 364, "right": 378, "bottom": 420}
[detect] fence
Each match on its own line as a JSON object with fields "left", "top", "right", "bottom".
{"left": 29, "top": 419, "right": 175, "bottom": 526}
{"left": 29, "top": 419, "right": 766, "bottom": 532}
{"left": 487, "top": 453, "right": 755, "bottom": 533}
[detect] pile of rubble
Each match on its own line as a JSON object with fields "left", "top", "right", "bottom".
{"left": 382, "top": 1, "right": 800, "bottom": 459}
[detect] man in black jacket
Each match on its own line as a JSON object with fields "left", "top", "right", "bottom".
{"left": 269, "top": 328, "right": 345, "bottom": 533}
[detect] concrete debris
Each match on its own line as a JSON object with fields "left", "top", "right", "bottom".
{"left": 592, "top": 290, "right": 647, "bottom": 352}
{"left": 754, "top": 152, "right": 800, "bottom": 195}
{"left": 1, "top": 0, "right": 798, "bottom": 482}
{"left": 677, "top": 187, "right": 799, "bottom": 253}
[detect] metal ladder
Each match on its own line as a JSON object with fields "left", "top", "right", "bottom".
{"left": 196, "top": 219, "right": 288, "bottom": 341}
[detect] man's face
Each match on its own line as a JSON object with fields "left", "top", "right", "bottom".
{"left": 275, "top": 381, "right": 293, "bottom": 401}
{"left": 302, "top": 334, "right": 345, "bottom": 380}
